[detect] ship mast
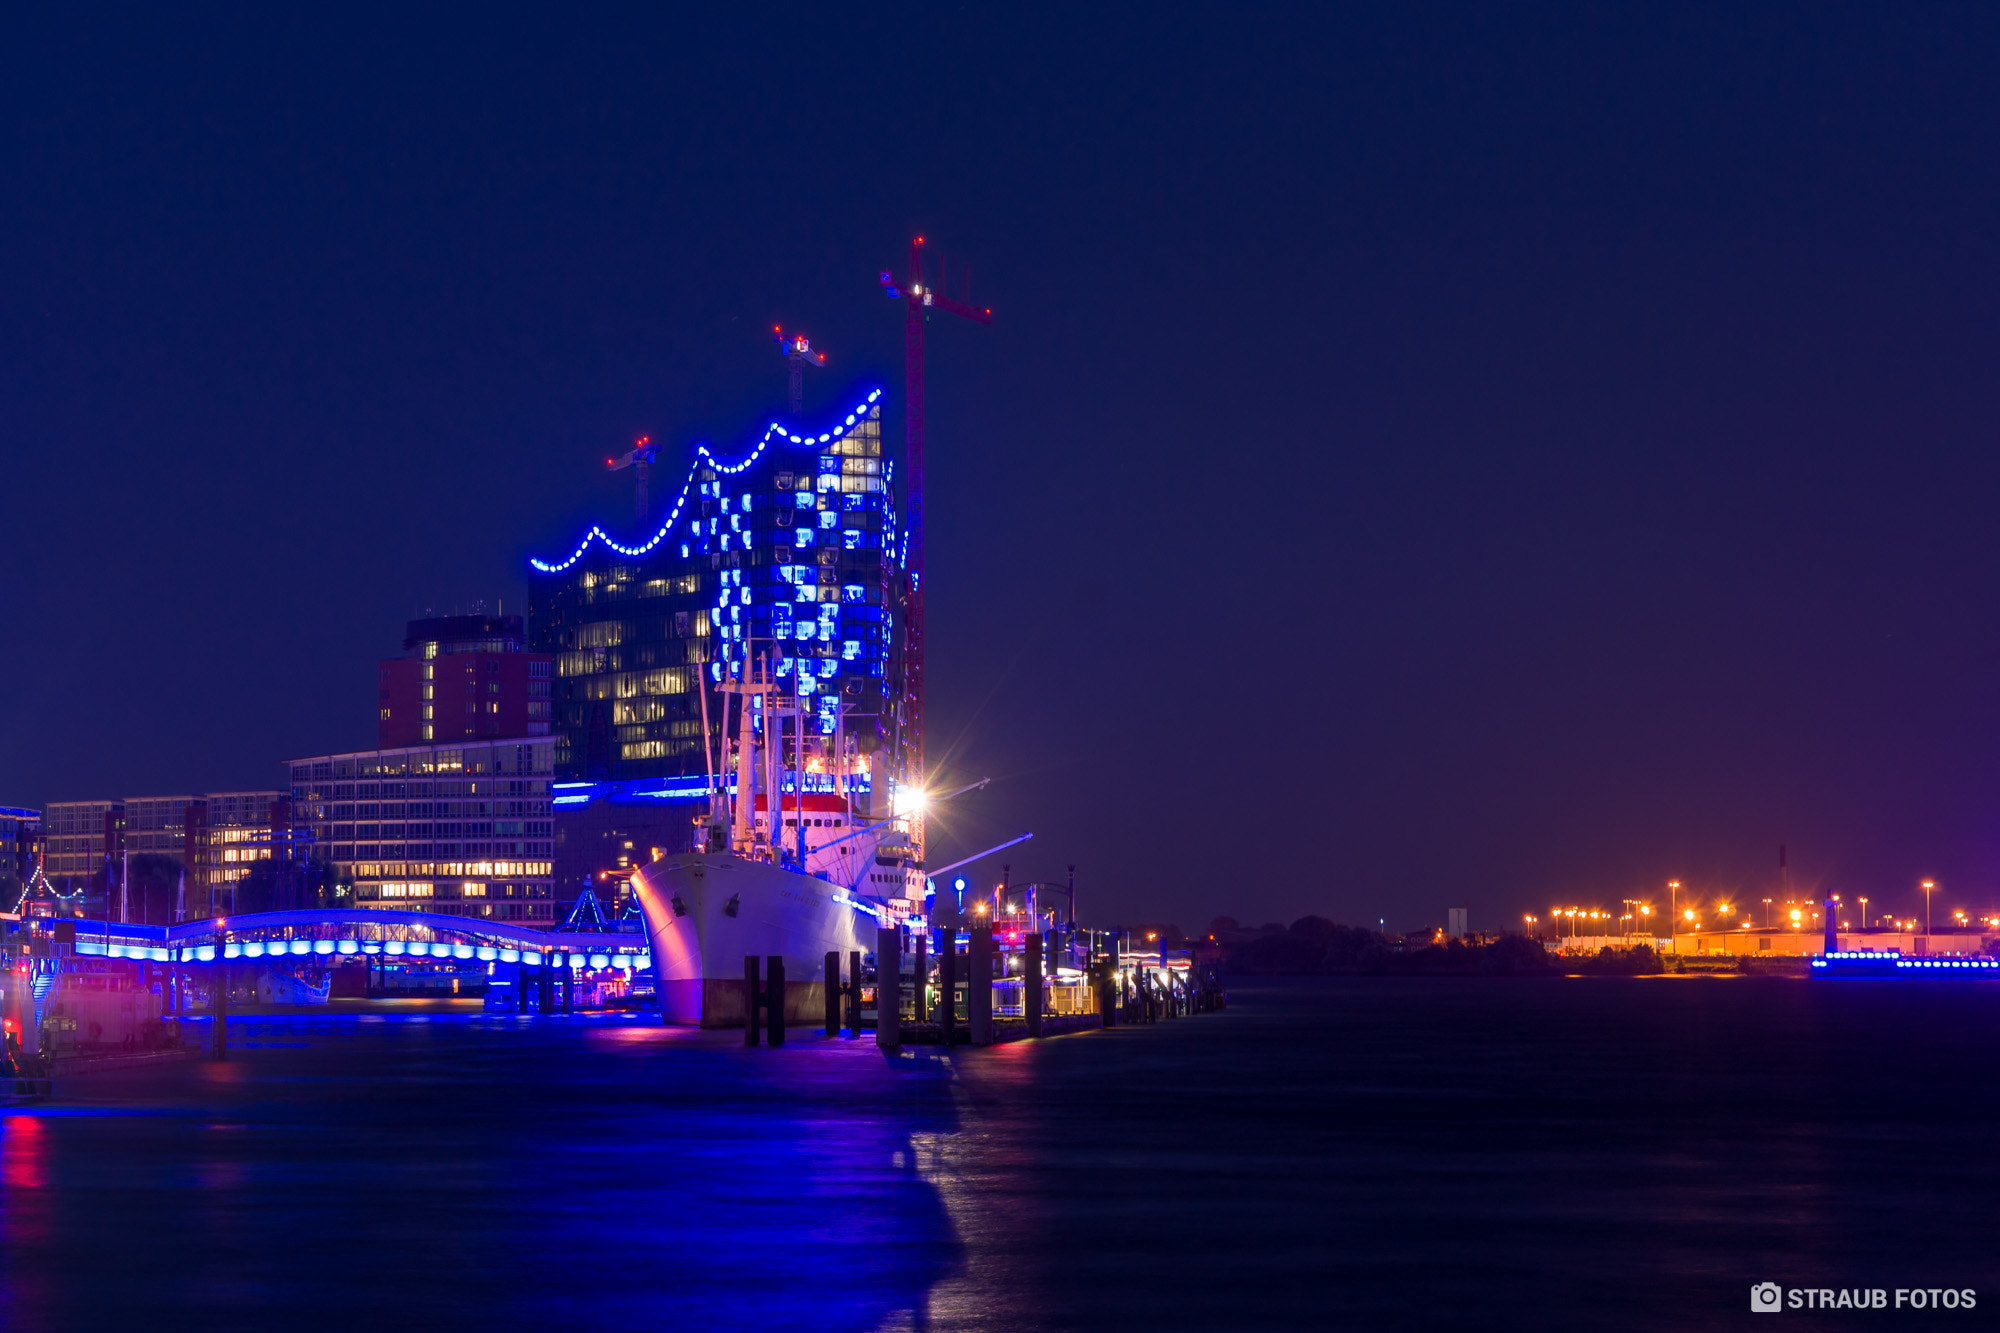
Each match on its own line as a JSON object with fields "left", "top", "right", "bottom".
{"left": 717, "top": 652, "right": 777, "bottom": 855}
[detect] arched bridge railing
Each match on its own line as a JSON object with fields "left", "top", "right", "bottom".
{"left": 29, "top": 910, "right": 650, "bottom": 970}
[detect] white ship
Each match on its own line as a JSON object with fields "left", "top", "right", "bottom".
{"left": 630, "top": 654, "right": 926, "bottom": 1026}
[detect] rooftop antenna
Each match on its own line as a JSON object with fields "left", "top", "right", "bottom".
{"left": 607, "top": 435, "right": 657, "bottom": 526}
{"left": 879, "top": 237, "right": 992, "bottom": 862}
{"left": 773, "top": 326, "right": 827, "bottom": 416}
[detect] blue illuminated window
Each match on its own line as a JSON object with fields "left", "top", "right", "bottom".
{"left": 795, "top": 586, "right": 815, "bottom": 604}
{"left": 843, "top": 585, "right": 865, "bottom": 601}
{"left": 793, "top": 623, "right": 813, "bottom": 641}
{"left": 818, "top": 511, "right": 837, "bottom": 530}
{"left": 841, "top": 493, "right": 864, "bottom": 511}
{"left": 842, "top": 640, "right": 861, "bottom": 660}
{"left": 843, "top": 530, "right": 861, "bottom": 549}
{"left": 679, "top": 543, "right": 690, "bottom": 558}
{"left": 794, "top": 528, "right": 815, "bottom": 546}
{"left": 795, "top": 492, "right": 815, "bottom": 510}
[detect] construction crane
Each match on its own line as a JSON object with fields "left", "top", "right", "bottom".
{"left": 606, "top": 435, "right": 657, "bottom": 526}
{"left": 879, "top": 236, "right": 992, "bottom": 857}
{"left": 773, "top": 326, "right": 826, "bottom": 416}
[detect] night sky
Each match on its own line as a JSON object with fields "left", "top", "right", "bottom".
{"left": 7, "top": 8, "right": 2000, "bottom": 934}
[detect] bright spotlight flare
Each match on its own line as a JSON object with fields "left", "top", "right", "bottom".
{"left": 819, "top": 778, "right": 991, "bottom": 858}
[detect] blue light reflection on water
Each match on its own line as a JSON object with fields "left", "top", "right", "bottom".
{"left": 0, "top": 1010, "right": 962, "bottom": 1331}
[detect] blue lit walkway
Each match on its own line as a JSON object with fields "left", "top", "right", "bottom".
{"left": 36, "top": 909, "right": 648, "bottom": 969}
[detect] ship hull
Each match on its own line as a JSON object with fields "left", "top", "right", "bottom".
{"left": 631, "top": 854, "right": 878, "bottom": 1027}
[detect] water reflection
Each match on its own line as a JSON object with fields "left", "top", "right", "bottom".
{"left": 0, "top": 1013, "right": 962, "bottom": 1331}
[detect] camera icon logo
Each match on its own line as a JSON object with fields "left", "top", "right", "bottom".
{"left": 1751, "top": 1283, "right": 1784, "bottom": 1313}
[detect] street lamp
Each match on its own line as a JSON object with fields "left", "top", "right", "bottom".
{"left": 1668, "top": 880, "right": 1680, "bottom": 953}
{"left": 1922, "top": 880, "right": 1935, "bottom": 937}
{"left": 1762, "top": 897, "right": 1771, "bottom": 929}
{"left": 1858, "top": 896, "right": 1868, "bottom": 933}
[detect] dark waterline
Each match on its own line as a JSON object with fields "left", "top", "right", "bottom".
{"left": 2, "top": 978, "right": 1995, "bottom": 1330}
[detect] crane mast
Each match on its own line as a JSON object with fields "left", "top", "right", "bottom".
{"left": 879, "top": 237, "right": 991, "bottom": 858}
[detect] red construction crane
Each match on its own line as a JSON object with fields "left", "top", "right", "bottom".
{"left": 879, "top": 236, "right": 992, "bottom": 846}
{"left": 773, "top": 325, "right": 827, "bottom": 417}
{"left": 606, "top": 436, "right": 657, "bottom": 525}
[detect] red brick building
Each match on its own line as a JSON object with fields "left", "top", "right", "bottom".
{"left": 378, "top": 615, "right": 553, "bottom": 748}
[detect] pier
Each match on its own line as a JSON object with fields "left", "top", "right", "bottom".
{"left": 1, "top": 904, "right": 1226, "bottom": 1087}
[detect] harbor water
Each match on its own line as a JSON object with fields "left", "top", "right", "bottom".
{"left": 2, "top": 976, "right": 1996, "bottom": 1329}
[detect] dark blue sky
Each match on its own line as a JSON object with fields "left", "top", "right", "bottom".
{"left": 6, "top": 6, "right": 2000, "bottom": 932}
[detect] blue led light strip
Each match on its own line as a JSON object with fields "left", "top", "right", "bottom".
{"left": 529, "top": 389, "right": 884, "bottom": 573}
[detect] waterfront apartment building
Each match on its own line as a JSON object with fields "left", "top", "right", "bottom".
{"left": 285, "top": 736, "right": 559, "bottom": 922}
{"left": 46, "top": 794, "right": 283, "bottom": 917}
{"left": 526, "top": 388, "right": 903, "bottom": 797}
{"left": 377, "top": 614, "right": 554, "bottom": 748}
{"left": 43, "top": 799, "right": 123, "bottom": 890}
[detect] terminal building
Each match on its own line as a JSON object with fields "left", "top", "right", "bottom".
{"left": 284, "top": 736, "right": 560, "bottom": 923}
{"left": 526, "top": 387, "right": 902, "bottom": 899}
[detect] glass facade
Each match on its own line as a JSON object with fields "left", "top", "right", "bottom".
{"left": 528, "top": 391, "right": 907, "bottom": 805}
{"left": 286, "top": 737, "right": 560, "bottom": 922}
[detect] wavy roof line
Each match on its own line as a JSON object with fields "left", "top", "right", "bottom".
{"left": 529, "top": 387, "right": 885, "bottom": 573}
